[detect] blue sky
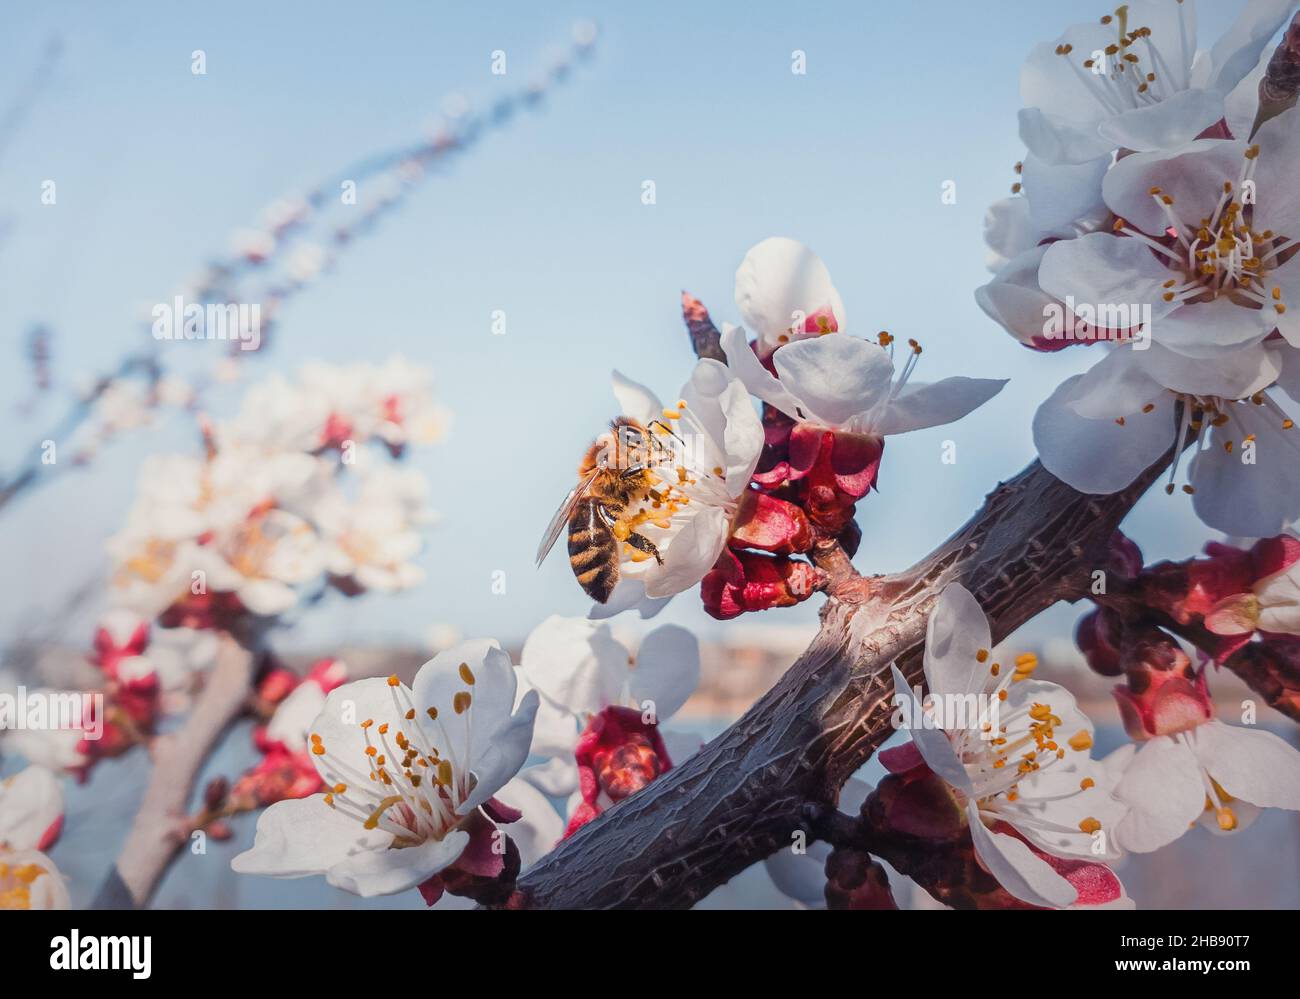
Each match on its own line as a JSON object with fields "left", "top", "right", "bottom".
{"left": 0, "top": 0, "right": 1253, "bottom": 653}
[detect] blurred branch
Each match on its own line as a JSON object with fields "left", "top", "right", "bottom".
{"left": 0, "top": 23, "right": 598, "bottom": 514}
{"left": 0, "top": 35, "right": 61, "bottom": 167}
{"left": 96, "top": 634, "right": 255, "bottom": 908}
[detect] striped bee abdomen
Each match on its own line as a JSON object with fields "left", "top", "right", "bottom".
{"left": 567, "top": 497, "right": 620, "bottom": 603}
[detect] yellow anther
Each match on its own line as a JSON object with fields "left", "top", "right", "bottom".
{"left": 1068, "top": 730, "right": 1094, "bottom": 752}
{"left": 1079, "top": 817, "right": 1102, "bottom": 834}
{"left": 454, "top": 691, "right": 472, "bottom": 714}
{"left": 976, "top": 648, "right": 989, "bottom": 663}
{"left": 459, "top": 662, "right": 476, "bottom": 685}
{"left": 1080, "top": 777, "right": 1095, "bottom": 790}
{"left": 387, "top": 675, "right": 400, "bottom": 687}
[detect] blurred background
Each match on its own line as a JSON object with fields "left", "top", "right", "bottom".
{"left": 1, "top": 0, "right": 1296, "bottom": 908}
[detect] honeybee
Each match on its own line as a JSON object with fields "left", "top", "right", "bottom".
{"left": 536, "top": 417, "right": 680, "bottom": 603}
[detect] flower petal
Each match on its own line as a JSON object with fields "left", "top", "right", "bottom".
{"left": 310, "top": 677, "right": 401, "bottom": 784}
{"left": 890, "top": 664, "right": 973, "bottom": 792}
{"left": 733, "top": 237, "right": 845, "bottom": 342}
{"left": 1098, "top": 89, "right": 1226, "bottom": 154}
{"left": 1021, "top": 153, "right": 1109, "bottom": 233}
{"left": 611, "top": 370, "right": 662, "bottom": 427}
{"left": 1113, "top": 736, "right": 1207, "bottom": 853}
{"left": 491, "top": 776, "right": 564, "bottom": 868}
{"left": 764, "top": 842, "right": 832, "bottom": 907}
{"left": 771, "top": 335, "right": 895, "bottom": 428}
{"left": 519, "top": 616, "right": 628, "bottom": 719}
{"left": 869, "top": 377, "right": 1007, "bottom": 437}
{"left": 1033, "top": 373, "right": 1177, "bottom": 493}
{"left": 1191, "top": 401, "right": 1300, "bottom": 537}
{"left": 641, "top": 506, "right": 731, "bottom": 599}
{"left": 1250, "top": 105, "right": 1300, "bottom": 236}
{"left": 628, "top": 624, "right": 700, "bottom": 721}
{"left": 231, "top": 795, "right": 391, "bottom": 878}
{"left": 1039, "top": 232, "right": 1175, "bottom": 312}
{"left": 459, "top": 689, "right": 540, "bottom": 814}
{"left": 518, "top": 755, "right": 580, "bottom": 797}
{"left": 0, "top": 765, "right": 64, "bottom": 852}
{"left": 923, "top": 583, "right": 993, "bottom": 702}
{"left": 326, "top": 830, "right": 470, "bottom": 897}
{"left": 586, "top": 578, "right": 673, "bottom": 620}
{"left": 720, "top": 323, "right": 806, "bottom": 417}
{"left": 1190, "top": 719, "right": 1300, "bottom": 811}
{"left": 967, "top": 802, "right": 1077, "bottom": 909}
{"left": 1207, "top": 0, "right": 1300, "bottom": 96}
{"left": 412, "top": 640, "right": 518, "bottom": 765}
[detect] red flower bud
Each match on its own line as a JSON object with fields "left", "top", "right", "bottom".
{"left": 824, "top": 849, "right": 897, "bottom": 910}
{"left": 1075, "top": 607, "right": 1124, "bottom": 677}
{"left": 1113, "top": 634, "right": 1213, "bottom": 741}
{"left": 729, "top": 490, "right": 812, "bottom": 555}
{"left": 701, "top": 548, "right": 817, "bottom": 620}
{"left": 256, "top": 668, "right": 299, "bottom": 705}
{"left": 1107, "top": 531, "right": 1144, "bottom": 580}
{"left": 563, "top": 705, "right": 673, "bottom": 839}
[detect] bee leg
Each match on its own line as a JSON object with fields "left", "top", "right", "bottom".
{"left": 626, "top": 531, "right": 663, "bottom": 565}
{"left": 647, "top": 419, "right": 685, "bottom": 444}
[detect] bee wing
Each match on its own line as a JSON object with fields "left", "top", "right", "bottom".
{"left": 536, "top": 470, "right": 600, "bottom": 566}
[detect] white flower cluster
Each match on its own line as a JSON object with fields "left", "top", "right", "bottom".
{"left": 980, "top": 0, "right": 1300, "bottom": 536}
{"left": 106, "top": 358, "right": 443, "bottom": 622}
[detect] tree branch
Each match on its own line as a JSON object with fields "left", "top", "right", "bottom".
{"left": 101, "top": 635, "right": 255, "bottom": 908}
{"left": 507, "top": 449, "right": 1172, "bottom": 908}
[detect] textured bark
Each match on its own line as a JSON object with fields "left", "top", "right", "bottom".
{"left": 508, "top": 451, "right": 1173, "bottom": 909}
